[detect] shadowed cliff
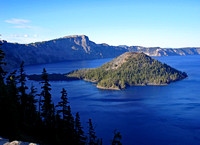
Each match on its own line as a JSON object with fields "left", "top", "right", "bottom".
{"left": 1, "top": 35, "right": 200, "bottom": 69}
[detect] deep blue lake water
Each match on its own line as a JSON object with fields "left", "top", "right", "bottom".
{"left": 24, "top": 55, "right": 200, "bottom": 145}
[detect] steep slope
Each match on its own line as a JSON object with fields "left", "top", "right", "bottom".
{"left": 1, "top": 35, "right": 126, "bottom": 70}
{"left": 68, "top": 52, "right": 187, "bottom": 90}
{"left": 1, "top": 35, "right": 200, "bottom": 70}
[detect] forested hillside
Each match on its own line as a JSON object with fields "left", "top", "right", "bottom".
{"left": 68, "top": 52, "right": 187, "bottom": 90}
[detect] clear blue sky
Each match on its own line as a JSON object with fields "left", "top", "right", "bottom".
{"left": 1, "top": 0, "right": 200, "bottom": 48}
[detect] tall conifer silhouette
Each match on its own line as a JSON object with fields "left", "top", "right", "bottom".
{"left": 75, "top": 112, "right": 86, "bottom": 145}
{"left": 40, "top": 68, "right": 53, "bottom": 126}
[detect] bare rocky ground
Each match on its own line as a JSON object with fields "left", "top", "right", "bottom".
{"left": 0, "top": 137, "right": 37, "bottom": 145}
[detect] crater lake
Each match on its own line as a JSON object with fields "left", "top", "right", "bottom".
{"left": 23, "top": 55, "right": 200, "bottom": 145}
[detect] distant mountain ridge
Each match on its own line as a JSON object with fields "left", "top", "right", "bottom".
{"left": 1, "top": 35, "right": 200, "bottom": 69}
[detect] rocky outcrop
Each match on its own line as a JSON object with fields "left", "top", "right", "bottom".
{"left": 127, "top": 46, "right": 200, "bottom": 56}
{"left": 101, "top": 52, "right": 139, "bottom": 70}
{"left": 1, "top": 35, "right": 200, "bottom": 70}
{"left": 0, "top": 137, "right": 37, "bottom": 145}
{"left": 4, "top": 141, "right": 37, "bottom": 145}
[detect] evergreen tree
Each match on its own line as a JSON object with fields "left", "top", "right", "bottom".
{"left": 96, "top": 138, "right": 103, "bottom": 145}
{"left": 87, "top": 118, "right": 97, "bottom": 145}
{"left": 67, "top": 105, "right": 74, "bottom": 127}
{"left": 75, "top": 112, "right": 86, "bottom": 145}
{"left": 28, "top": 85, "right": 38, "bottom": 113}
{"left": 56, "top": 88, "right": 69, "bottom": 121}
{"left": 100, "top": 138, "right": 103, "bottom": 145}
{"left": 0, "top": 39, "right": 7, "bottom": 109}
{"left": 55, "top": 110, "right": 61, "bottom": 127}
{"left": 0, "top": 40, "right": 100, "bottom": 145}
{"left": 38, "top": 95, "right": 42, "bottom": 116}
{"left": 40, "top": 68, "right": 53, "bottom": 126}
{"left": 66, "top": 105, "right": 75, "bottom": 137}
{"left": 6, "top": 71, "right": 20, "bottom": 107}
{"left": 19, "top": 61, "right": 28, "bottom": 97}
{"left": 56, "top": 88, "right": 76, "bottom": 144}
{"left": 19, "top": 61, "right": 29, "bottom": 121}
{"left": 0, "top": 39, "right": 6, "bottom": 85}
{"left": 0, "top": 36, "right": 7, "bottom": 137}
{"left": 27, "top": 84, "right": 38, "bottom": 124}
{"left": 51, "top": 103, "right": 56, "bottom": 127}
{"left": 4, "top": 71, "right": 20, "bottom": 138}
{"left": 112, "top": 130, "right": 122, "bottom": 145}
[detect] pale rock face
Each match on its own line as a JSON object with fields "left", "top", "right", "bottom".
{"left": 104, "top": 52, "right": 140, "bottom": 70}
{"left": 0, "top": 137, "right": 37, "bottom": 145}
{"left": 3, "top": 140, "right": 37, "bottom": 145}
{"left": 4, "top": 141, "right": 22, "bottom": 145}
{"left": 1, "top": 35, "right": 200, "bottom": 70}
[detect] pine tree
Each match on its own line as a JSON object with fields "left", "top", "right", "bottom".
{"left": 0, "top": 38, "right": 7, "bottom": 104}
{"left": 28, "top": 85, "right": 38, "bottom": 113}
{"left": 112, "top": 130, "right": 122, "bottom": 145}
{"left": 51, "top": 103, "right": 56, "bottom": 127}
{"left": 66, "top": 105, "right": 75, "bottom": 133}
{"left": 0, "top": 39, "right": 6, "bottom": 85}
{"left": 38, "top": 95, "right": 42, "bottom": 115}
{"left": 19, "top": 61, "right": 29, "bottom": 121}
{"left": 0, "top": 36, "right": 7, "bottom": 136}
{"left": 4, "top": 71, "right": 21, "bottom": 138}
{"left": 40, "top": 68, "right": 53, "bottom": 126}
{"left": 6, "top": 71, "right": 20, "bottom": 107}
{"left": 87, "top": 118, "right": 97, "bottom": 145}
{"left": 56, "top": 88, "right": 69, "bottom": 121}
{"left": 27, "top": 84, "right": 38, "bottom": 124}
{"left": 55, "top": 110, "right": 62, "bottom": 128}
{"left": 56, "top": 88, "right": 76, "bottom": 144}
{"left": 97, "top": 138, "right": 103, "bottom": 145}
{"left": 100, "top": 138, "right": 103, "bottom": 145}
{"left": 75, "top": 112, "right": 86, "bottom": 145}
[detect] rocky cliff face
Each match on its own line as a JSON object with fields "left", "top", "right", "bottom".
{"left": 1, "top": 35, "right": 127, "bottom": 70}
{"left": 128, "top": 46, "right": 200, "bottom": 56}
{"left": 1, "top": 35, "right": 200, "bottom": 69}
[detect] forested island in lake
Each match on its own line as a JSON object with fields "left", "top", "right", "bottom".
{"left": 67, "top": 52, "right": 188, "bottom": 90}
